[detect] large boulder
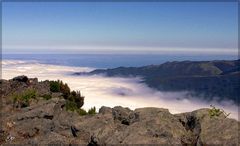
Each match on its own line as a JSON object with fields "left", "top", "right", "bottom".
{"left": 192, "top": 109, "right": 239, "bottom": 145}
{"left": 176, "top": 108, "right": 239, "bottom": 145}
{"left": 116, "top": 107, "right": 185, "bottom": 145}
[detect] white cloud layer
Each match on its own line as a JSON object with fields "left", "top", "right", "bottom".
{"left": 1, "top": 60, "right": 238, "bottom": 120}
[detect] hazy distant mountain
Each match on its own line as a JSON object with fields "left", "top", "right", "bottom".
{"left": 75, "top": 60, "right": 240, "bottom": 104}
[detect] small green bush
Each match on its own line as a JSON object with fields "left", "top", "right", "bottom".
{"left": 42, "top": 94, "right": 52, "bottom": 100}
{"left": 65, "top": 100, "right": 78, "bottom": 112}
{"left": 49, "top": 80, "right": 70, "bottom": 98}
{"left": 60, "top": 81, "right": 70, "bottom": 98}
{"left": 49, "top": 80, "right": 85, "bottom": 115}
{"left": 68, "top": 90, "right": 84, "bottom": 108}
{"left": 74, "top": 91, "right": 84, "bottom": 108}
{"left": 12, "top": 88, "right": 37, "bottom": 108}
{"left": 65, "top": 100, "right": 88, "bottom": 116}
{"left": 77, "top": 108, "right": 88, "bottom": 116}
{"left": 88, "top": 106, "right": 96, "bottom": 115}
{"left": 209, "top": 105, "right": 230, "bottom": 118}
{"left": 50, "top": 81, "right": 60, "bottom": 92}
{"left": 71, "top": 90, "right": 77, "bottom": 96}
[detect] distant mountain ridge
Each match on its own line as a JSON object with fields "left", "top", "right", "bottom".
{"left": 74, "top": 60, "right": 240, "bottom": 104}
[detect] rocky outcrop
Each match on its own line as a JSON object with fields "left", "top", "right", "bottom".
{"left": 1, "top": 75, "right": 50, "bottom": 97}
{"left": 0, "top": 76, "right": 239, "bottom": 145}
{"left": 1, "top": 98, "right": 239, "bottom": 145}
{"left": 177, "top": 109, "right": 239, "bottom": 145}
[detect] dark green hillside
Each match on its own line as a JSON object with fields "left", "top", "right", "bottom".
{"left": 75, "top": 60, "right": 240, "bottom": 104}
{"left": 84, "top": 60, "right": 239, "bottom": 77}
{"left": 144, "top": 72, "right": 239, "bottom": 102}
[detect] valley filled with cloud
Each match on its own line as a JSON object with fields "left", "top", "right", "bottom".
{"left": 2, "top": 60, "right": 238, "bottom": 120}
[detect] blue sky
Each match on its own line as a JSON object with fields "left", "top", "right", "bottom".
{"left": 2, "top": 2, "right": 238, "bottom": 54}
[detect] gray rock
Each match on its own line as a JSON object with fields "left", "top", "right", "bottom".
{"left": 2, "top": 100, "right": 239, "bottom": 145}
{"left": 193, "top": 109, "right": 239, "bottom": 145}
{"left": 177, "top": 108, "right": 239, "bottom": 145}
{"left": 98, "top": 106, "right": 112, "bottom": 115}
{"left": 12, "top": 75, "right": 29, "bottom": 83}
{"left": 1, "top": 76, "right": 239, "bottom": 145}
{"left": 112, "top": 106, "right": 139, "bottom": 125}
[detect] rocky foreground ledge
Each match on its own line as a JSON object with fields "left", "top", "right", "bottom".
{"left": 0, "top": 76, "right": 239, "bottom": 145}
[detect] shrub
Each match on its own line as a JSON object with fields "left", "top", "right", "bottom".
{"left": 12, "top": 88, "right": 37, "bottom": 108}
{"left": 77, "top": 108, "right": 88, "bottom": 116}
{"left": 65, "top": 100, "right": 78, "bottom": 112}
{"left": 74, "top": 91, "right": 84, "bottom": 108}
{"left": 50, "top": 81, "right": 60, "bottom": 92}
{"left": 88, "top": 106, "right": 96, "bottom": 115}
{"left": 42, "top": 94, "right": 52, "bottom": 100}
{"left": 68, "top": 90, "right": 84, "bottom": 108}
{"left": 71, "top": 91, "right": 77, "bottom": 96}
{"left": 209, "top": 105, "right": 230, "bottom": 118}
{"left": 65, "top": 100, "right": 88, "bottom": 116}
{"left": 49, "top": 80, "right": 85, "bottom": 114}
{"left": 50, "top": 80, "right": 70, "bottom": 98}
{"left": 59, "top": 81, "right": 70, "bottom": 98}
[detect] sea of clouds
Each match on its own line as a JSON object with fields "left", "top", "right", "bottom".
{"left": 2, "top": 60, "right": 238, "bottom": 120}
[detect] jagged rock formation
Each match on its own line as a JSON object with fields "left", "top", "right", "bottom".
{"left": 0, "top": 76, "right": 239, "bottom": 145}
